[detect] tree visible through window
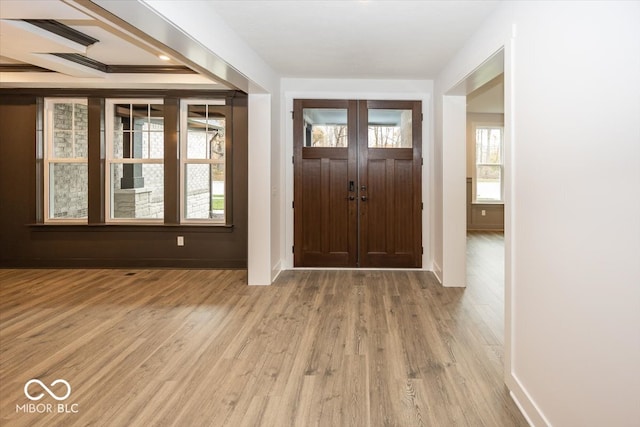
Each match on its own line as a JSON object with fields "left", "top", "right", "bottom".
{"left": 303, "top": 108, "right": 348, "bottom": 148}
{"left": 368, "top": 109, "right": 413, "bottom": 148}
{"left": 311, "top": 124, "right": 347, "bottom": 147}
{"left": 475, "top": 126, "right": 503, "bottom": 202}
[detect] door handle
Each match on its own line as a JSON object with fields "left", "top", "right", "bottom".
{"left": 361, "top": 196, "right": 368, "bottom": 201}
{"left": 347, "top": 195, "right": 356, "bottom": 201}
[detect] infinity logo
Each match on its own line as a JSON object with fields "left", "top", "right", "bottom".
{"left": 24, "top": 379, "right": 71, "bottom": 401}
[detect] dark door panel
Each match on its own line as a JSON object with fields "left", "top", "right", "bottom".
{"left": 294, "top": 99, "right": 421, "bottom": 268}
{"left": 358, "top": 100, "right": 422, "bottom": 268}
{"left": 294, "top": 99, "right": 357, "bottom": 267}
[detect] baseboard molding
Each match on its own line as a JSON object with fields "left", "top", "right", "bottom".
{"left": 0, "top": 258, "right": 247, "bottom": 269}
{"left": 467, "top": 227, "right": 505, "bottom": 231}
{"left": 507, "top": 371, "right": 551, "bottom": 427}
{"left": 432, "top": 260, "right": 443, "bottom": 284}
{"left": 271, "top": 260, "right": 282, "bottom": 283}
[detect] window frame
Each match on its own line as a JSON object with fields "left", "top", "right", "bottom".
{"left": 43, "top": 98, "right": 89, "bottom": 224}
{"left": 105, "top": 98, "right": 165, "bottom": 224}
{"left": 472, "top": 123, "right": 504, "bottom": 204}
{"left": 179, "top": 99, "right": 231, "bottom": 225}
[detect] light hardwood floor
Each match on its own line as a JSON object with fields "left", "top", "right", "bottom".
{"left": 1, "top": 233, "right": 526, "bottom": 426}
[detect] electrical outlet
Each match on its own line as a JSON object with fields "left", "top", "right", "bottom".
{"left": 481, "top": 210, "right": 486, "bottom": 216}
{"left": 177, "top": 236, "right": 184, "bottom": 246}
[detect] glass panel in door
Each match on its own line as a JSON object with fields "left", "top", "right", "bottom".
{"left": 367, "top": 109, "right": 413, "bottom": 148}
{"left": 303, "top": 108, "right": 348, "bottom": 147}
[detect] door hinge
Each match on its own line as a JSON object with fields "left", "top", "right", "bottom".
{"left": 292, "top": 245, "right": 295, "bottom": 253}
{"left": 421, "top": 113, "right": 423, "bottom": 121}
{"left": 291, "top": 111, "right": 294, "bottom": 119}
{"left": 292, "top": 201, "right": 294, "bottom": 209}
{"left": 421, "top": 202, "right": 423, "bottom": 210}
{"left": 421, "top": 247, "right": 424, "bottom": 254}
{"left": 421, "top": 158, "right": 423, "bottom": 166}
{"left": 292, "top": 155, "right": 294, "bottom": 164}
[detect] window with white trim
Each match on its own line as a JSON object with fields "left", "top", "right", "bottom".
{"left": 474, "top": 125, "right": 504, "bottom": 203}
{"left": 180, "top": 100, "right": 229, "bottom": 223}
{"left": 44, "top": 98, "right": 88, "bottom": 222}
{"left": 105, "top": 99, "right": 164, "bottom": 222}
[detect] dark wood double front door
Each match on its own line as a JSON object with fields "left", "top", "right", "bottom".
{"left": 293, "top": 99, "right": 422, "bottom": 268}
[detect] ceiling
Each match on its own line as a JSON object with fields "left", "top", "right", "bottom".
{"left": 0, "top": 0, "right": 502, "bottom": 88}
{"left": 467, "top": 74, "right": 504, "bottom": 113}
{"left": 208, "top": 0, "right": 501, "bottom": 79}
{"left": 0, "top": 0, "right": 224, "bottom": 89}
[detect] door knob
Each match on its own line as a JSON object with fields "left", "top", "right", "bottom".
{"left": 347, "top": 195, "right": 355, "bottom": 201}
{"left": 361, "top": 196, "right": 368, "bottom": 201}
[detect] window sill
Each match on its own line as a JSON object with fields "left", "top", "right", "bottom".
{"left": 472, "top": 201, "right": 504, "bottom": 206}
{"left": 28, "top": 223, "right": 234, "bottom": 233}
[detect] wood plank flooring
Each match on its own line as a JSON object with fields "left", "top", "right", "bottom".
{"left": 0, "top": 234, "right": 527, "bottom": 426}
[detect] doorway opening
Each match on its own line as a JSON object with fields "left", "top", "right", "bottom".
{"left": 293, "top": 99, "right": 422, "bottom": 268}
{"left": 465, "top": 73, "right": 505, "bottom": 340}
{"left": 441, "top": 46, "right": 511, "bottom": 389}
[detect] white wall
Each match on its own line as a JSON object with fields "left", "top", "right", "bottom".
{"left": 247, "top": 94, "right": 272, "bottom": 285}
{"left": 436, "top": 1, "right": 640, "bottom": 425}
{"left": 280, "top": 78, "right": 434, "bottom": 270}
{"left": 270, "top": 92, "right": 283, "bottom": 281}
{"left": 441, "top": 95, "right": 467, "bottom": 287}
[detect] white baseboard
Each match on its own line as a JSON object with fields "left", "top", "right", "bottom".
{"left": 271, "top": 260, "right": 282, "bottom": 283}
{"left": 432, "top": 260, "right": 443, "bottom": 284}
{"left": 507, "top": 372, "right": 551, "bottom": 427}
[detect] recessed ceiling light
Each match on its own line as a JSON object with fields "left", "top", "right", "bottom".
{"left": 158, "top": 54, "right": 170, "bottom": 61}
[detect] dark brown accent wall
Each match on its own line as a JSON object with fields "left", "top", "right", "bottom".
{"left": 0, "top": 89, "right": 248, "bottom": 268}
{"left": 163, "top": 97, "right": 180, "bottom": 225}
